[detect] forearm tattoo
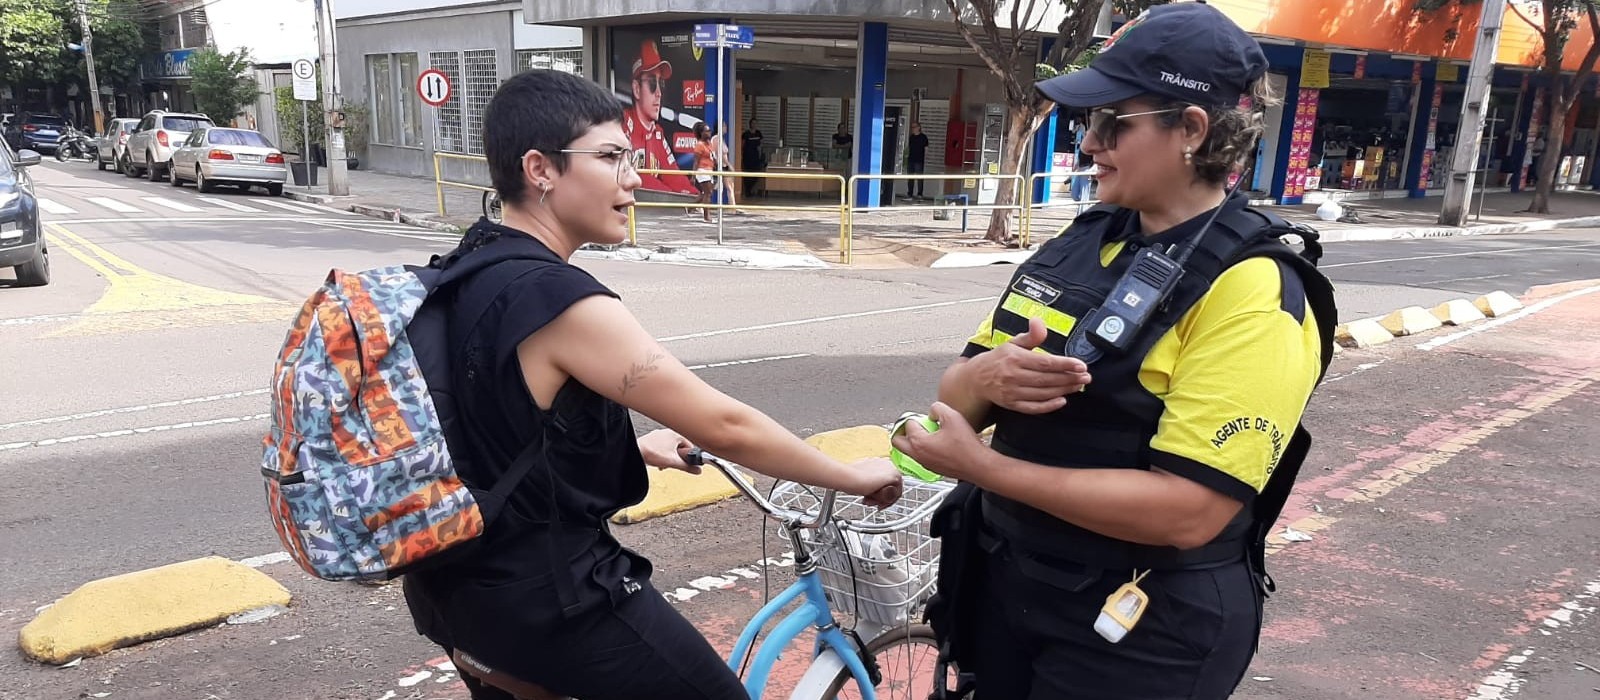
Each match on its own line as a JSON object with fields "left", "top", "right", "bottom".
{"left": 620, "top": 350, "right": 666, "bottom": 396}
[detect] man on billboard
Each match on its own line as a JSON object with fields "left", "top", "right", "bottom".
{"left": 623, "top": 39, "right": 694, "bottom": 194}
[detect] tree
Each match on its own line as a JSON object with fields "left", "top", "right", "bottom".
{"left": 945, "top": 0, "right": 1164, "bottom": 245}
{"left": 0, "top": 0, "right": 152, "bottom": 102}
{"left": 0, "top": 0, "right": 73, "bottom": 86}
{"left": 189, "top": 47, "right": 260, "bottom": 125}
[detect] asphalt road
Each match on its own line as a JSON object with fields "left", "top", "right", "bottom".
{"left": 2, "top": 161, "right": 1597, "bottom": 699}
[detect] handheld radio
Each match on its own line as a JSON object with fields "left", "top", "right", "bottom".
{"left": 1065, "top": 173, "right": 1250, "bottom": 365}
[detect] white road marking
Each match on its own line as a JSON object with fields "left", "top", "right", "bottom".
{"left": 35, "top": 198, "right": 76, "bottom": 215}
{"left": 1466, "top": 580, "right": 1598, "bottom": 699}
{"left": 195, "top": 197, "right": 266, "bottom": 213}
{"left": 255, "top": 198, "right": 324, "bottom": 214}
{"left": 1324, "top": 359, "right": 1388, "bottom": 384}
{"left": 0, "top": 388, "right": 271, "bottom": 431}
{"left": 240, "top": 552, "right": 291, "bottom": 569}
{"left": 1420, "top": 283, "right": 1600, "bottom": 350}
{"left": 683, "top": 353, "right": 810, "bottom": 371}
{"left": 85, "top": 197, "right": 142, "bottom": 213}
{"left": 1321, "top": 242, "right": 1600, "bottom": 269}
{"left": 658, "top": 298, "right": 995, "bottom": 343}
{"left": 0, "top": 413, "right": 270, "bottom": 453}
{"left": 142, "top": 196, "right": 204, "bottom": 213}
{"left": 44, "top": 216, "right": 359, "bottom": 225}
{"left": 0, "top": 313, "right": 75, "bottom": 327}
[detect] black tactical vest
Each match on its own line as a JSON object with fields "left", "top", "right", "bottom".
{"left": 979, "top": 198, "right": 1337, "bottom": 585}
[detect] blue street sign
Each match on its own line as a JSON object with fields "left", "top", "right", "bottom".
{"left": 693, "top": 24, "right": 755, "bottom": 50}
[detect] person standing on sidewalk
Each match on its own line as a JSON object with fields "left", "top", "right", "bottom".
{"left": 401, "top": 69, "right": 904, "bottom": 700}
{"left": 742, "top": 117, "right": 766, "bottom": 198}
{"left": 689, "top": 123, "right": 716, "bottom": 222}
{"left": 895, "top": 5, "right": 1338, "bottom": 699}
{"left": 906, "top": 122, "right": 930, "bottom": 200}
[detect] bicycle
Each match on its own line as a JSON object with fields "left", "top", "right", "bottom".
{"left": 482, "top": 190, "right": 502, "bottom": 223}
{"left": 686, "top": 449, "right": 953, "bottom": 700}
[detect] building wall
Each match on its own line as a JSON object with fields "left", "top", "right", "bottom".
{"left": 526, "top": 0, "right": 1066, "bottom": 32}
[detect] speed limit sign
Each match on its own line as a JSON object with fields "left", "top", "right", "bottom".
{"left": 417, "top": 69, "right": 451, "bottom": 107}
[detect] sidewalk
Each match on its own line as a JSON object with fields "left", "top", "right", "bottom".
{"left": 283, "top": 168, "right": 1600, "bottom": 268}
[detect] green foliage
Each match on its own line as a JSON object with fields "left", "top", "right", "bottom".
{"left": 189, "top": 47, "right": 260, "bottom": 124}
{"left": 0, "top": 0, "right": 72, "bottom": 85}
{"left": 274, "top": 84, "right": 323, "bottom": 156}
{"left": 339, "top": 100, "right": 369, "bottom": 157}
{"left": 83, "top": 1, "right": 152, "bottom": 90}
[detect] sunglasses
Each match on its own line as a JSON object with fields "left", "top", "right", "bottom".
{"left": 1087, "top": 107, "right": 1184, "bottom": 150}
{"left": 637, "top": 75, "right": 663, "bottom": 93}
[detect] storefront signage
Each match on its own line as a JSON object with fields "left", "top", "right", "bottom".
{"left": 143, "top": 48, "right": 196, "bottom": 80}
{"left": 612, "top": 23, "right": 711, "bottom": 196}
{"left": 1285, "top": 88, "right": 1321, "bottom": 201}
{"left": 1437, "top": 63, "right": 1461, "bottom": 82}
{"left": 1419, "top": 89, "right": 1444, "bottom": 189}
{"left": 1301, "top": 50, "right": 1331, "bottom": 90}
{"left": 1353, "top": 56, "right": 1366, "bottom": 80}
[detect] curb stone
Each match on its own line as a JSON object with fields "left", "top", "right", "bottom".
{"left": 1336, "top": 290, "right": 1527, "bottom": 348}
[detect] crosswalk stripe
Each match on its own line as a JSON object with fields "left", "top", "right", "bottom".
{"left": 86, "top": 197, "right": 142, "bottom": 213}
{"left": 142, "top": 197, "right": 205, "bottom": 213}
{"left": 255, "top": 199, "right": 323, "bottom": 214}
{"left": 196, "top": 197, "right": 267, "bottom": 213}
{"left": 36, "top": 198, "right": 77, "bottom": 215}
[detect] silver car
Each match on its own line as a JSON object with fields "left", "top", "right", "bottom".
{"left": 95, "top": 118, "right": 140, "bottom": 173}
{"left": 168, "top": 128, "right": 287, "bottom": 195}
{"left": 123, "top": 110, "right": 214, "bottom": 182}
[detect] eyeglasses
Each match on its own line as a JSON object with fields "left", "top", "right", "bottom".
{"left": 1086, "top": 107, "right": 1184, "bottom": 150}
{"left": 560, "top": 147, "right": 648, "bottom": 183}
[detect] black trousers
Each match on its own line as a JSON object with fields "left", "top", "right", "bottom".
{"left": 434, "top": 580, "right": 747, "bottom": 700}
{"left": 966, "top": 540, "right": 1261, "bottom": 700}
{"left": 906, "top": 160, "right": 926, "bottom": 197}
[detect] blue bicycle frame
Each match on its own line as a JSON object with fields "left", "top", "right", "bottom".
{"left": 727, "top": 558, "right": 878, "bottom": 700}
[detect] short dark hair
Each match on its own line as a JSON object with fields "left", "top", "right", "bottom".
{"left": 484, "top": 70, "right": 623, "bottom": 206}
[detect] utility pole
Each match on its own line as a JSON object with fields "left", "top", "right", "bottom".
{"left": 74, "top": 0, "right": 104, "bottom": 134}
{"left": 316, "top": 0, "right": 348, "bottom": 195}
{"left": 1440, "top": 0, "right": 1507, "bottom": 226}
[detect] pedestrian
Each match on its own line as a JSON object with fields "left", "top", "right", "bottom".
{"left": 401, "top": 69, "right": 904, "bottom": 700}
{"left": 906, "top": 121, "right": 929, "bottom": 200}
{"left": 742, "top": 117, "right": 766, "bottom": 198}
{"left": 1071, "top": 117, "right": 1093, "bottom": 201}
{"left": 689, "top": 122, "right": 716, "bottom": 222}
{"left": 893, "top": 5, "right": 1338, "bottom": 699}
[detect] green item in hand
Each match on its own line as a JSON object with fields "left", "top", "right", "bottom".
{"left": 889, "top": 413, "right": 942, "bottom": 482}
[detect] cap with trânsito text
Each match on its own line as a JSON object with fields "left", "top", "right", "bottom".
{"left": 1035, "top": 1, "right": 1268, "bottom": 109}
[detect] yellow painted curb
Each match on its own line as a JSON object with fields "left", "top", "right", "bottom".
{"left": 612, "top": 425, "right": 895, "bottom": 525}
{"left": 18, "top": 557, "right": 291, "bottom": 665}
{"left": 1335, "top": 318, "right": 1395, "bottom": 348}
{"left": 1475, "top": 291, "right": 1525, "bottom": 318}
{"left": 1379, "top": 306, "right": 1444, "bottom": 336}
{"left": 1431, "top": 299, "right": 1487, "bottom": 326}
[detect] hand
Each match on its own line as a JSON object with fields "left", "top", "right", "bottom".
{"left": 891, "top": 402, "right": 986, "bottom": 483}
{"left": 848, "top": 457, "right": 904, "bottom": 509}
{"left": 637, "top": 429, "right": 701, "bottom": 474}
{"left": 970, "top": 317, "right": 1092, "bottom": 414}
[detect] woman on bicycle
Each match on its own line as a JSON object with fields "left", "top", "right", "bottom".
{"left": 402, "top": 69, "right": 904, "bottom": 700}
{"left": 894, "top": 4, "right": 1337, "bottom": 699}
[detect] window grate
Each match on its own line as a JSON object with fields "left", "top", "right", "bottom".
{"left": 518, "top": 48, "right": 584, "bottom": 77}
{"left": 429, "top": 51, "right": 465, "bottom": 154}
{"left": 462, "top": 49, "right": 498, "bottom": 156}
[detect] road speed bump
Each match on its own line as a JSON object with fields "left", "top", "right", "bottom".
{"left": 1336, "top": 318, "right": 1395, "bottom": 348}
{"left": 1431, "top": 299, "right": 1487, "bottom": 326}
{"left": 1475, "top": 291, "right": 1525, "bottom": 318}
{"left": 612, "top": 425, "right": 894, "bottom": 525}
{"left": 18, "top": 557, "right": 291, "bottom": 665}
{"left": 1380, "top": 306, "right": 1444, "bottom": 336}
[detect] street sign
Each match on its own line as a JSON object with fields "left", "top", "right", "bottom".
{"left": 417, "top": 68, "right": 451, "bottom": 108}
{"left": 292, "top": 59, "right": 317, "bottom": 102}
{"left": 693, "top": 24, "right": 755, "bottom": 50}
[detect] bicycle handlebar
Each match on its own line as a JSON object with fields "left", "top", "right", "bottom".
{"left": 682, "top": 448, "right": 945, "bottom": 535}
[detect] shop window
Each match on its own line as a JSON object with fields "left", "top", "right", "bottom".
{"left": 396, "top": 54, "right": 423, "bottom": 148}
{"left": 462, "top": 49, "right": 498, "bottom": 156}
{"left": 368, "top": 55, "right": 396, "bottom": 145}
{"left": 518, "top": 48, "right": 584, "bottom": 77}
{"left": 367, "top": 53, "right": 424, "bottom": 148}
{"left": 429, "top": 51, "right": 466, "bottom": 154}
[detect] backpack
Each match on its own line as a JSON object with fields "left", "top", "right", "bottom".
{"left": 259, "top": 239, "right": 555, "bottom": 582}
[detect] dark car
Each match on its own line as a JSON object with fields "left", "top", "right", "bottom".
{"left": 4, "top": 113, "right": 70, "bottom": 154}
{"left": 0, "top": 143, "right": 48, "bottom": 287}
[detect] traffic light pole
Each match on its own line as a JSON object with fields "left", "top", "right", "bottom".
{"left": 74, "top": 0, "right": 104, "bottom": 134}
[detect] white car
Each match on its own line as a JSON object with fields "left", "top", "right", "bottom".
{"left": 123, "top": 110, "right": 214, "bottom": 182}
{"left": 167, "top": 127, "right": 287, "bottom": 195}
{"left": 95, "top": 118, "right": 140, "bottom": 173}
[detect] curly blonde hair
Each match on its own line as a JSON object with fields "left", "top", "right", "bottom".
{"left": 1152, "top": 76, "right": 1280, "bottom": 186}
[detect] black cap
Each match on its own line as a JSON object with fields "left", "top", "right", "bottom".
{"left": 1036, "top": 1, "right": 1268, "bottom": 109}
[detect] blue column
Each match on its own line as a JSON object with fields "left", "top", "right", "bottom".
{"left": 855, "top": 22, "right": 889, "bottom": 208}
{"left": 1031, "top": 37, "right": 1059, "bottom": 205}
{"left": 1270, "top": 72, "right": 1304, "bottom": 203}
{"left": 704, "top": 22, "right": 736, "bottom": 198}
{"left": 1510, "top": 80, "right": 1537, "bottom": 193}
{"left": 1404, "top": 66, "right": 1438, "bottom": 198}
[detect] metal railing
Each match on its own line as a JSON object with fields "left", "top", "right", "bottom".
{"left": 1025, "top": 171, "right": 1101, "bottom": 248}
{"left": 845, "top": 173, "right": 1028, "bottom": 263}
{"left": 632, "top": 167, "right": 850, "bottom": 263}
{"left": 431, "top": 152, "right": 493, "bottom": 218}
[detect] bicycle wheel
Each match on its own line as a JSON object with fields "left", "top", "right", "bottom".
{"left": 482, "top": 191, "right": 503, "bottom": 223}
{"left": 819, "top": 623, "right": 941, "bottom": 700}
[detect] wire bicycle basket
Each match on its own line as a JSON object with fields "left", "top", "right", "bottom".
{"left": 771, "top": 478, "right": 954, "bottom": 625}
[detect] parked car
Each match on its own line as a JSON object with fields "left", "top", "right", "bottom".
{"left": 123, "top": 110, "right": 214, "bottom": 182}
{"left": 95, "top": 118, "right": 141, "bottom": 173}
{"left": 0, "top": 142, "right": 48, "bottom": 287}
{"left": 168, "top": 128, "right": 287, "bottom": 196}
{"left": 4, "top": 113, "right": 70, "bottom": 154}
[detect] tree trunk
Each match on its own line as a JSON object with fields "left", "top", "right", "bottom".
{"left": 1531, "top": 76, "right": 1570, "bottom": 214}
{"left": 984, "top": 104, "right": 1052, "bottom": 245}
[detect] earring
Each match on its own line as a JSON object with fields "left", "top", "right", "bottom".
{"left": 1183, "top": 147, "right": 1194, "bottom": 166}
{"left": 539, "top": 184, "right": 551, "bottom": 205}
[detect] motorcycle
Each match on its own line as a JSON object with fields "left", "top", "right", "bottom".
{"left": 54, "top": 126, "right": 98, "bottom": 163}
